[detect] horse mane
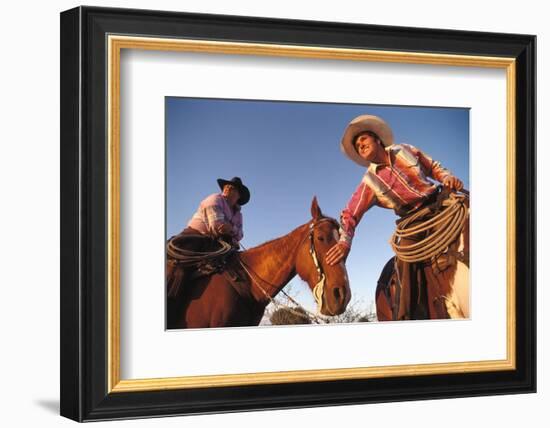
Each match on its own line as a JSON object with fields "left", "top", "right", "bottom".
{"left": 243, "top": 215, "right": 338, "bottom": 256}
{"left": 243, "top": 223, "right": 309, "bottom": 258}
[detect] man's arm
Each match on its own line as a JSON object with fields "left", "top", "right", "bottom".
{"left": 232, "top": 212, "right": 243, "bottom": 242}
{"left": 206, "top": 202, "right": 243, "bottom": 243}
{"left": 203, "top": 196, "right": 229, "bottom": 237}
{"left": 326, "top": 178, "right": 375, "bottom": 266}
{"left": 406, "top": 144, "right": 464, "bottom": 191}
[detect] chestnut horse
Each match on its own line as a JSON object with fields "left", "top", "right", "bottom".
{"left": 167, "top": 198, "right": 351, "bottom": 329}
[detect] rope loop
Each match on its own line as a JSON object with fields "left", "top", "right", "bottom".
{"left": 391, "top": 192, "right": 468, "bottom": 263}
{"left": 167, "top": 234, "right": 234, "bottom": 266}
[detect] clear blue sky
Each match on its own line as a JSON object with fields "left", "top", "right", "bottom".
{"left": 166, "top": 97, "right": 469, "bottom": 313}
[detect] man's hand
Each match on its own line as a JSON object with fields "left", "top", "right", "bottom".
{"left": 326, "top": 242, "right": 350, "bottom": 266}
{"left": 215, "top": 222, "right": 233, "bottom": 236}
{"left": 442, "top": 175, "right": 464, "bottom": 191}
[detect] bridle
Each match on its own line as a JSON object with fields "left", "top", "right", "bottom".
{"left": 306, "top": 218, "right": 340, "bottom": 309}
{"left": 237, "top": 217, "right": 340, "bottom": 321}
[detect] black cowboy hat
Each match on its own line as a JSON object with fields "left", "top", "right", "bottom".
{"left": 217, "top": 176, "right": 251, "bottom": 206}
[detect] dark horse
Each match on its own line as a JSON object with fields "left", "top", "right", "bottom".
{"left": 167, "top": 198, "right": 351, "bottom": 329}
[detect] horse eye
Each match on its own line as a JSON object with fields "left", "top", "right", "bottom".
{"left": 317, "top": 236, "right": 325, "bottom": 242}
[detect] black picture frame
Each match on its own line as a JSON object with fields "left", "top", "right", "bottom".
{"left": 60, "top": 6, "right": 536, "bottom": 422}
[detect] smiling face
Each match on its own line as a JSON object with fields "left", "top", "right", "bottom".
{"left": 354, "top": 132, "right": 384, "bottom": 162}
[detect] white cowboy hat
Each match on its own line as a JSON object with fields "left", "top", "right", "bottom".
{"left": 340, "top": 114, "right": 394, "bottom": 167}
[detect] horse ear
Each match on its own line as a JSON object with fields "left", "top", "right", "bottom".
{"left": 311, "top": 196, "right": 323, "bottom": 220}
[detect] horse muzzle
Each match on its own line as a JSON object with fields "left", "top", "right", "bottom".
{"left": 316, "top": 280, "right": 351, "bottom": 316}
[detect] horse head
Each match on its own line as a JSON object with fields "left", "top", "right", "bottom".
{"left": 296, "top": 197, "right": 351, "bottom": 316}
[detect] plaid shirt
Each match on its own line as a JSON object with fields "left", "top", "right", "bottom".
{"left": 339, "top": 144, "right": 451, "bottom": 247}
{"left": 187, "top": 193, "right": 244, "bottom": 242}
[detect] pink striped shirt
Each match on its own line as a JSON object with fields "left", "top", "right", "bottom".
{"left": 339, "top": 144, "right": 451, "bottom": 247}
{"left": 187, "top": 193, "right": 244, "bottom": 242}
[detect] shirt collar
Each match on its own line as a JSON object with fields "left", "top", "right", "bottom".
{"left": 367, "top": 145, "right": 394, "bottom": 173}
{"left": 220, "top": 193, "right": 241, "bottom": 212}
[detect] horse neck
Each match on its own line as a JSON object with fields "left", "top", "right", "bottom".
{"left": 239, "top": 223, "right": 308, "bottom": 302}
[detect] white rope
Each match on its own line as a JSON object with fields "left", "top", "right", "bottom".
{"left": 391, "top": 192, "right": 468, "bottom": 263}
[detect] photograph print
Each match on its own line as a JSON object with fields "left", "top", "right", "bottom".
{"left": 165, "top": 97, "right": 470, "bottom": 330}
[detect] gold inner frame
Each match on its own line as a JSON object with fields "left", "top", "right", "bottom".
{"left": 107, "top": 35, "right": 516, "bottom": 393}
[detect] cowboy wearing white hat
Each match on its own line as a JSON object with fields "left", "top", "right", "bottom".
{"left": 326, "top": 114, "right": 468, "bottom": 320}
{"left": 339, "top": 114, "right": 395, "bottom": 166}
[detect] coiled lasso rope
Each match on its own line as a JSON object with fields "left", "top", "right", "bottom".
{"left": 390, "top": 192, "right": 468, "bottom": 263}
{"left": 167, "top": 234, "right": 233, "bottom": 266}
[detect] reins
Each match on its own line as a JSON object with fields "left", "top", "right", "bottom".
{"left": 237, "top": 258, "right": 330, "bottom": 324}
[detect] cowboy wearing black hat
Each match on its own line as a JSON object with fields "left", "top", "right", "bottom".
{"left": 184, "top": 176, "right": 250, "bottom": 246}
{"left": 166, "top": 177, "right": 250, "bottom": 298}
